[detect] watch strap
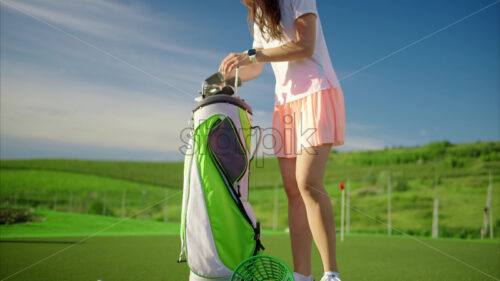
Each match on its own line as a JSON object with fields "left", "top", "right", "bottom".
{"left": 247, "top": 49, "right": 257, "bottom": 64}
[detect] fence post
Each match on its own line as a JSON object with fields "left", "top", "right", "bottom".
{"left": 142, "top": 189, "right": 147, "bottom": 220}
{"left": 346, "top": 178, "right": 351, "bottom": 234}
{"left": 53, "top": 191, "right": 58, "bottom": 211}
{"left": 102, "top": 190, "right": 107, "bottom": 216}
{"left": 14, "top": 192, "right": 18, "bottom": 209}
{"left": 164, "top": 188, "right": 169, "bottom": 222}
{"left": 273, "top": 183, "right": 279, "bottom": 231}
{"left": 68, "top": 190, "right": 73, "bottom": 212}
{"left": 432, "top": 170, "right": 439, "bottom": 239}
{"left": 388, "top": 174, "right": 391, "bottom": 237}
{"left": 489, "top": 169, "right": 494, "bottom": 239}
{"left": 122, "top": 189, "right": 127, "bottom": 218}
{"left": 484, "top": 169, "right": 494, "bottom": 239}
{"left": 85, "top": 191, "right": 89, "bottom": 214}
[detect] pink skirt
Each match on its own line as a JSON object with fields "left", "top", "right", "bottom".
{"left": 272, "top": 82, "right": 345, "bottom": 158}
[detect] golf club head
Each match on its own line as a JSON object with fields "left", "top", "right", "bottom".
{"left": 204, "top": 72, "right": 225, "bottom": 85}
{"left": 206, "top": 86, "right": 222, "bottom": 96}
{"left": 205, "top": 85, "right": 234, "bottom": 97}
{"left": 218, "top": 85, "right": 235, "bottom": 96}
{"left": 201, "top": 71, "right": 240, "bottom": 99}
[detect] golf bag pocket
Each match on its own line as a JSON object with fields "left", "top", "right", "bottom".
{"left": 207, "top": 116, "right": 247, "bottom": 192}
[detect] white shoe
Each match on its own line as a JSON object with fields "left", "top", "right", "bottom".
{"left": 319, "top": 272, "right": 341, "bottom": 281}
{"left": 293, "top": 272, "right": 314, "bottom": 281}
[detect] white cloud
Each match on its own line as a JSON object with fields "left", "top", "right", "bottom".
{"left": 2, "top": 1, "right": 139, "bottom": 40}
{"left": 0, "top": 0, "right": 419, "bottom": 160}
{"left": 1, "top": 69, "right": 194, "bottom": 152}
{"left": 1, "top": 0, "right": 224, "bottom": 97}
{"left": 1, "top": 0, "right": 223, "bottom": 61}
{"left": 0, "top": 0, "right": 251, "bottom": 159}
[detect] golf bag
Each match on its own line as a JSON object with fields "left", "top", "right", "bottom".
{"left": 178, "top": 71, "right": 264, "bottom": 280}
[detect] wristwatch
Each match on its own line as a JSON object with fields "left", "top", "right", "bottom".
{"left": 247, "top": 48, "right": 257, "bottom": 64}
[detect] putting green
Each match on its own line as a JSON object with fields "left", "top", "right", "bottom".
{"left": 0, "top": 209, "right": 498, "bottom": 281}
{"left": 0, "top": 235, "right": 498, "bottom": 281}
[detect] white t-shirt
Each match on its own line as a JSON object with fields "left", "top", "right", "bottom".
{"left": 252, "top": 0, "right": 340, "bottom": 106}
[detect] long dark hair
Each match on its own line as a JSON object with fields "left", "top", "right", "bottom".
{"left": 242, "top": 0, "right": 285, "bottom": 42}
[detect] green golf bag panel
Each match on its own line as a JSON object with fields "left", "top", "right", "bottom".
{"left": 196, "top": 114, "right": 256, "bottom": 269}
{"left": 238, "top": 107, "right": 252, "bottom": 160}
{"left": 179, "top": 99, "right": 263, "bottom": 279}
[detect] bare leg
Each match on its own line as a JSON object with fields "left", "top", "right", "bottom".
{"left": 296, "top": 144, "right": 339, "bottom": 273}
{"left": 278, "top": 157, "right": 313, "bottom": 276}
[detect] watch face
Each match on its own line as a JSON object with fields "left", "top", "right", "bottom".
{"left": 248, "top": 49, "right": 256, "bottom": 56}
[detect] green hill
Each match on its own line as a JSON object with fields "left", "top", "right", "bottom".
{"left": 1, "top": 140, "right": 498, "bottom": 188}
{"left": 1, "top": 140, "right": 499, "bottom": 239}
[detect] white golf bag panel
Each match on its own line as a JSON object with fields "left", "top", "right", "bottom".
{"left": 185, "top": 149, "right": 233, "bottom": 276}
{"left": 179, "top": 95, "right": 264, "bottom": 280}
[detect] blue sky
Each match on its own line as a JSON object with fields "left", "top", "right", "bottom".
{"left": 0, "top": 0, "right": 498, "bottom": 161}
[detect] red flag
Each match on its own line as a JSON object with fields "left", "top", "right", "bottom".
{"left": 339, "top": 181, "right": 344, "bottom": 190}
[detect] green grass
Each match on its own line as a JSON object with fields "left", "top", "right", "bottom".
{"left": 0, "top": 140, "right": 498, "bottom": 280}
{"left": 1, "top": 235, "right": 498, "bottom": 281}
{"left": 2, "top": 141, "right": 497, "bottom": 189}
{"left": 1, "top": 141, "right": 499, "bottom": 238}
{"left": 1, "top": 165, "right": 499, "bottom": 237}
{"left": 0, "top": 209, "right": 180, "bottom": 238}
{"left": 0, "top": 159, "right": 184, "bottom": 189}
{"left": 0, "top": 169, "right": 183, "bottom": 221}
{"left": 0, "top": 210, "right": 499, "bottom": 281}
{"left": 0, "top": 209, "right": 284, "bottom": 239}
{"left": 1, "top": 236, "right": 499, "bottom": 281}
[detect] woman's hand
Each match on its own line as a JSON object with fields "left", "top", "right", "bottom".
{"left": 219, "top": 52, "right": 251, "bottom": 75}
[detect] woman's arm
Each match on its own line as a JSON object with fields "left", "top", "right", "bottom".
{"left": 223, "top": 61, "right": 265, "bottom": 83}
{"left": 219, "top": 13, "right": 317, "bottom": 75}
{"left": 256, "top": 13, "right": 317, "bottom": 62}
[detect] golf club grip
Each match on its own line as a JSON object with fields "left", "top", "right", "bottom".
{"left": 234, "top": 67, "right": 239, "bottom": 96}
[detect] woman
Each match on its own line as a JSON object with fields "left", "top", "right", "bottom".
{"left": 219, "top": 0, "right": 345, "bottom": 280}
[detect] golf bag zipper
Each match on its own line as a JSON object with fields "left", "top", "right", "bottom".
{"left": 207, "top": 118, "right": 251, "bottom": 225}
{"left": 209, "top": 148, "right": 264, "bottom": 255}
{"left": 245, "top": 160, "right": 265, "bottom": 255}
{"left": 207, "top": 146, "right": 245, "bottom": 214}
{"left": 206, "top": 119, "right": 264, "bottom": 256}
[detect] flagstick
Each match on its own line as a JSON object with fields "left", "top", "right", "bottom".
{"left": 341, "top": 186, "right": 345, "bottom": 242}
{"left": 487, "top": 169, "right": 493, "bottom": 238}
{"left": 346, "top": 178, "right": 351, "bottom": 234}
{"left": 388, "top": 174, "right": 391, "bottom": 237}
